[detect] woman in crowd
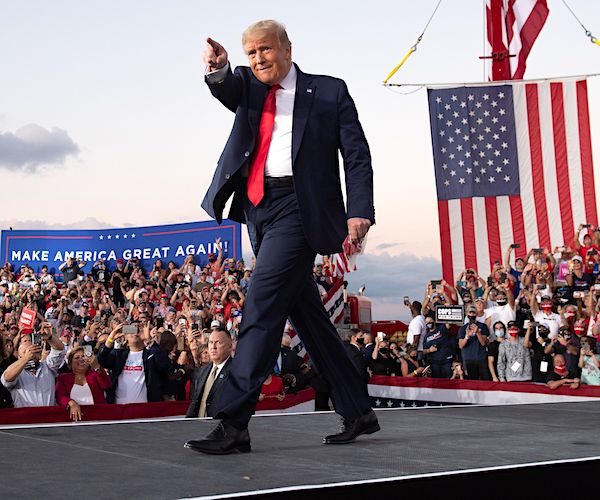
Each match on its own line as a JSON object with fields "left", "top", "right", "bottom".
{"left": 55, "top": 346, "right": 112, "bottom": 421}
{"left": 371, "top": 338, "right": 397, "bottom": 376}
{"left": 487, "top": 321, "right": 505, "bottom": 382}
{"left": 579, "top": 337, "right": 600, "bottom": 385}
{"left": 399, "top": 344, "right": 424, "bottom": 377}
{"left": 259, "top": 373, "right": 285, "bottom": 402}
{"left": 497, "top": 323, "right": 532, "bottom": 382}
{"left": 547, "top": 353, "right": 580, "bottom": 390}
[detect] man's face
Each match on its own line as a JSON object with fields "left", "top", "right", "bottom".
{"left": 18, "top": 337, "right": 40, "bottom": 361}
{"left": 244, "top": 31, "right": 292, "bottom": 86}
{"left": 208, "top": 330, "right": 232, "bottom": 365}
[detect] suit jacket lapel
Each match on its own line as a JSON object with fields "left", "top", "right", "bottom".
{"left": 248, "top": 79, "right": 269, "bottom": 137}
{"left": 292, "top": 65, "right": 314, "bottom": 166}
{"left": 208, "top": 357, "right": 231, "bottom": 398}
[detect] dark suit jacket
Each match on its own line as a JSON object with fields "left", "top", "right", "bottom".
{"left": 186, "top": 358, "right": 232, "bottom": 418}
{"left": 346, "top": 343, "right": 369, "bottom": 383}
{"left": 201, "top": 63, "right": 374, "bottom": 255}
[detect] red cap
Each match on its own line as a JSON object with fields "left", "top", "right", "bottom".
{"left": 116, "top": 258, "right": 124, "bottom": 264}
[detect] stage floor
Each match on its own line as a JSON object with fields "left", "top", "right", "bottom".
{"left": 1, "top": 401, "right": 599, "bottom": 499}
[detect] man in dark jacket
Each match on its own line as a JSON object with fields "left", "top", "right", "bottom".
{"left": 186, "top": 328, "right": 232, "bottom": 417}
{"left": 346, "top": 329, "right": 369, "bottom": 383}
{"left": 98, "top": 324, "right": 170, "bottom": 404}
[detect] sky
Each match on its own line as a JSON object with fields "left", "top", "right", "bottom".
{"left": 1, "top": 1, "right": 599, "bottom": 320}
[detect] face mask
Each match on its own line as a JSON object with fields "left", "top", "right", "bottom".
{"left": 226, "top": 320, "right": 233, "bottom": 331}
{"left": 379, "top": 347, "right": 389, "bottom": 355}
{"left": 356, "top": 337, "right": 364, "bottom": 345}
{"left": 574, "top": 327, "right": 585, "bottom": 336}
{"left": 494, "top": 329, "right": 505, "bottom": 337}
{"left": 508, "top": 328, "right": 519, "bottom": 337}
{"left": 426, "top": 323, "right": 435, "bottom": 330}
{"left": 467, "top": 315, "right": 477, "bottom": 323}
{"left": 541, "top": 304, "right": 553, "bottom": 312}
{"left": 497, "top": 299, "right": 508, "bottom": 306}
{"left": 565, "top": 312, "right": 576, "bottom": 319}
{"left": 554, "top": 364, "right": 567, "bottom": 375}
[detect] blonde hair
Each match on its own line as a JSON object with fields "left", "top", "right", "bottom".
{"left": 242, "top": 19, "right": 291, "bottom": 48}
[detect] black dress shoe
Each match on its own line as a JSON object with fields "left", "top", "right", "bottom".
{"left": 323, "top": 410, "right": 380, "bottom": 444}
{"left": 184, "top": 421, "right": 251, "bottom": 455}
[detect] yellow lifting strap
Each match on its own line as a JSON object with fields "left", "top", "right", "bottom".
{"left": 383, "top": 0, "right": 442, "bottom": 85}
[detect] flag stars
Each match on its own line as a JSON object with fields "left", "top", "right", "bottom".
{"left": 450, "top": 170, "right": 457, "bottom": 176}
{"left": 465, "top": 151, "right": 472, "bottom": 158}
{"left": 441, "top": 147, "right": 447, "bottom": 153}
{"left": 479, "top": 151, "right": 486, "bottom": 157}
{"left": 480, "top": 167, "right": 487, "bottom": 174}
{"left": 469, "top": 110, "right": 475, "bottom": 117}
{"left": 500, "top": 125, "right": 507, "bottom": 132}
{"left": 466, "top": 167, "right": 472, "bottom": 174}
{"left": 449, "top": 153, "right": 456, "bottom": 159}
{"left": 442, "top": 163, "right": 448, "bottom": 170}
{"left": 436, "top": 96, "right": 442, "bottom": 104}
{"left": 448, "top": 137, "right": 455, "bottom": 143}
{"left": 475, "top": 102, "right": 482, "bottom": 108}
{"left": 107, "top": 235, "right": 112, "bottom": 240}
{"left": 438, "top": 113, "right": 444, "bottom": 120}
{"left": 499, "top": 108, "right": 506, "bottom": 115}
{"left": 473, "top": 160, "right": 479, "bottom": 166}
{"left": 484, "top": 126, "right": 491, "bottom": 133}
{"left": 487, "top": 159, "right": 494, "bottom": 166}
{"left": 496, "top": 166, "right": 503, "bottom": 173}
{"left": 123, "top": 234, "right": 128, "bottom": 239}
{"left": 503, "top": 158, "right": 510, "bottom": 165}
{"left": 458, "top": 160, "right": 465, "bottom": 166}
{"left": 485, "top": 143, "right": 493, "bottom": 150}
{"left": 504, "top": 175, "right": 511, "bottom": 182}
{"left": 492, "top": 117, "right": 499, "bottom": 124}
{"left": 453, "top": 111, "right": 459, "bottom": 118}
{"left": 476, "top": 118, "right": 483, "bottom": 125}
{"left": 446, "top": 120, "right": 453, "bottom": 127}
{"left": 494, "top": 150, "right": 500, "bottom": 156}
{"left": 491, "top": 100, "right": 498, "bottom": 107}
{"left": 445, "top": 104, "right": 451, "bottom": 110}
{"left": 463, "top": 135, "right": 470, "bottom": 142}
{"left": 455, "top": 128, "right": 462, "bottom": 135}
{"left": 489, "top": 176, "right": 495, "bottom": 183}
{"left": 462, "top": 118, "right": 468, "bottom": 125}
{"left": 468, "top": 94, "right": 475, "bottom": 101}
{"left": 460, "top": 101, "right": 467, "bottom": 108}
{"left": 444, "top": 180, "right": 450, "bottom": 186}
{"left": 493, "top": 133, "right": 500, "bottom": 140}
{"left": 501, "top": 142, "right": 508, "bottom": 148}
{"left": 483, "top": 94, "right": 490, "bottom": 100}
{"left": 483, "top": 110, "right": 490, "bottom": 117}
{"left": 456, "top": 144, "right": 464, "bottom": 151}
{"left": 475, "top": 177, "right": 481, "bottom": 183}
{"left": 498, "top": 92, "right": 505, "bottom": 98}
{"left": 99, "top": 235, "right": 104, "bottom": 240}
{"left": 439, "top": 130, "right": 445, "bottom": 136}
{"left": 459, "top": 178, "right": 466, "bottom": 184}
{"left": 115, "top": 234, "right": 120, "bottom": 239}
{"left": 477, "top": 134, "right": 484, "bottom": 141}
{"left": 451, "top": 95, "right": 458, "bottom": 101}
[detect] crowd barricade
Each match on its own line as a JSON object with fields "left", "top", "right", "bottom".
{"left": 368, "top": 376, "right": 600, "bottom": 406}
{"left": 0, "top": 388, "right": 315, "bottom": 426}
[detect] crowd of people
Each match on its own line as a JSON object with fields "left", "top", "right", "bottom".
{"left": 0, "top": 238, "right": 322, "bottom": 419}
{"left": 381, "top": 224, "right": 600, "bottom": 388}
{"left": 2, "top": 226, "right": 600, "bottom": 420}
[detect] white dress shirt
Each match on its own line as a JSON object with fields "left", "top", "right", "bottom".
{"left": 206, "top": 62, "right": 296, "bottom": 177}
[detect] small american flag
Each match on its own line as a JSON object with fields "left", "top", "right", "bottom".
{"left": 428, "top": 78, "right": 598, "bottom": 281}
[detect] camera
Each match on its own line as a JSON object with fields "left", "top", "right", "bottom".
{"left": 511, "top": 243, "right": 520, "bottom": 249}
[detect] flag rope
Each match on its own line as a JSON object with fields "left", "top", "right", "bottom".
{"left": 383, "top": 0, "right": 443, "bottom": 84}
{"left": 561, "top": 0, "right": 600, "bottom": 47}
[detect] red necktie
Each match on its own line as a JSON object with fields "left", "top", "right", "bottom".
{"left": 247, "top": 84, "right": 281, "bottom": 206}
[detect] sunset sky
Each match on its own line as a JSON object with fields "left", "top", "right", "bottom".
{"left": 2, "top": 1, "right": 599, "bottom": 319}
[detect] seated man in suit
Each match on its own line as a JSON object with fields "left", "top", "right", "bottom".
{"left": 186, "top": 328, "right": 233, "bottom": 418}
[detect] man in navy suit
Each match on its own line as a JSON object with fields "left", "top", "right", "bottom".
{"left": 186, "top": 329, "right": 233, "bottom": 418}
{"left": 185, "top": 19, "right": 379, "bottom": 455}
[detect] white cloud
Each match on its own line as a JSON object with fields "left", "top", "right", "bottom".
{"left": 0, "top": 123, "right": 79, "bottom": 172}
{"left": 0, "top": 217, "right": 128, "bottom": 230}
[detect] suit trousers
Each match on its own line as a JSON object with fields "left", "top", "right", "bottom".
{"left": 214, "top": 185, "right": 372, "bottom": 428}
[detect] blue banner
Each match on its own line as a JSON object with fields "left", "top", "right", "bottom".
{"left": 1, "top": 220, "right": 242, "bottom": 278}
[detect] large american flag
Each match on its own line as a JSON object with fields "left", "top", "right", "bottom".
{"left": 428, "top": 78, "right": 598, "bottom": 282}
{"left": 486, "top": 0, "right": 549, "bottom": 80}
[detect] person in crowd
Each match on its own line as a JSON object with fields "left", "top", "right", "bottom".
{"left": 487, "top": 321, "right": 505, "bottom": 382}
{"left": 547, "top": 353, "right": 580, "bottom": 390}
{"left": 484, "top": 284, "right": 516, "bottom": 330}
{"left": 399, "top": 344, "right": 424, "bottom": 378}
{"left": 59, "top": 257, "right": 86, "bottom": 286}
{"left": 371, "top": 336, "right": 397, "bottom": 376}
{"left": 530, "top": 293, "right": 562, "bottom": 338}
{"left": 450, "top": 361, "right": 464, "bottom": 380}
{"left": 55, "top": 347, "right": 112, "bottom": 421}
{"left": 406, "top": 299, "right": 425, "bottom": 348}
{"left": 186, "top": 328, "right": 233, "bottom": 418}
{"left": 497, "top": 323, "right": 532, "bottom": 382}
{"left": 422, "top": 317, "right": 453, "bottom": 378}
{"left": 578, "top": 336, "right": 600, "bottom": 385}
{"left": 98, "top": 323, "right": 170, "bottom": 404}
{"left": 0, "top": 335, "right": 15, "bottom": 408}
{"left": 1, "top": 323, "right": 66, "bottom": 407}
{"left": 278, "top": 333, "right": 308, "bottom": 391}
{"left": 259, "top": 372, "right": 285, "bottom": 401}
{"left": 458, "top": 305, "right": 490, "bottom": 380}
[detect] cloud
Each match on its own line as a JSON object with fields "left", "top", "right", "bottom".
{"left": 0, "top": 123, "right": 79, "bottom": 172}
{"left": 0, "top": 217, "right": 122, "bottom": 230}
{"left": 375, "top": 242, "right": 401, "bottom": 250}
{"left": 345, "top": 252, "right": 442, "bottom": 320}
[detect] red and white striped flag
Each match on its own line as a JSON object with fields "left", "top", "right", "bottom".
{"left": 428, "top": 78, "right": 597, "bottom": 282}
{"left": 333, "top": 235, "right": 364, "bottom": 278}
{"left": 486, "top": 0, "right": 549, "bottom": 80}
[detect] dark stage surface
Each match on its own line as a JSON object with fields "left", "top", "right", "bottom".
{"left": 1, "top": 402, "right": 599, "bottom": 499}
